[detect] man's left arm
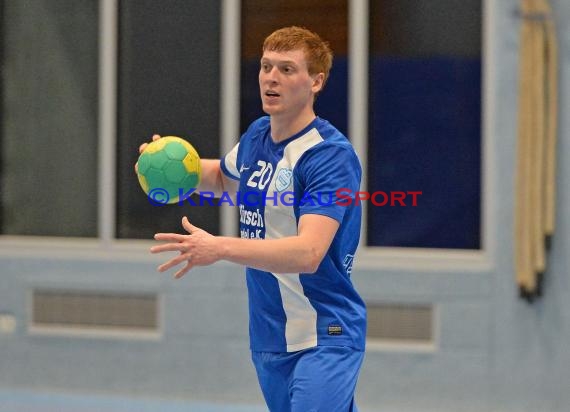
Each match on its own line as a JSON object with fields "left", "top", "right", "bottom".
{"left": 151, "top": 214, "right": 339, "bottom": 278}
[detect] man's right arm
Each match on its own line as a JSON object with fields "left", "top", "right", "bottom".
{"left": 198, "top": 159, "right": 238, "bottom": 198}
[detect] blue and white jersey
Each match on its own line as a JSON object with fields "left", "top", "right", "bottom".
{"left": 221, "top": 116, "right": 366, "bottom": 353}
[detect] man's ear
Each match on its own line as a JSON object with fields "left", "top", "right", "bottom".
{"left": 311, "top": 73, "right": 325, "bottom": 94}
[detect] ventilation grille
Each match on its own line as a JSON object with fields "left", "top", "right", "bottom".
{"left": 31, "top": 290, "right": 159, "bottom": 333}
{"left": 367, "top": 303, "right": 433, "bottom": 343}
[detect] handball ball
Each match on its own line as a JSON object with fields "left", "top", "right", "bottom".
{"left": 137, "top": 136, "right": 201, "bottom": 205}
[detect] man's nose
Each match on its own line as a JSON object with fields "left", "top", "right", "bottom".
{"left": 264, "top": 67, "right": 278, "bottom": 83}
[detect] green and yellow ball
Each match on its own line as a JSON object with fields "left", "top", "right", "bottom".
{"left": 136, "top": 136, "right": 201, "bottom": 205}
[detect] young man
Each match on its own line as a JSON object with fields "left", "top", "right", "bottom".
{"left": 141, "top": 26, "right": 366, "bottom": 412}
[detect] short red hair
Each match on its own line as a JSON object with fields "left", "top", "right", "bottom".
{"left": 263, "top": 26, "right": 333, "bottom": 88}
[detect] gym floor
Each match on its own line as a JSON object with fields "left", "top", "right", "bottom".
{"left": 0, "top": 389, "right": 379, "bottom": 412}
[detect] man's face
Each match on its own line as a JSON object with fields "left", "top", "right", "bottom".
{"left": 258, "top": 49, "right": 323, "bottom": 118}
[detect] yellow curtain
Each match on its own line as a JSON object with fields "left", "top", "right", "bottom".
{"left": 515, "top": 0, "right": 558, "bottom": 300}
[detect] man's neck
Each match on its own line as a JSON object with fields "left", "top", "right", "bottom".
{"left": 270, "top": 109, "right": 317, "bottom": 143}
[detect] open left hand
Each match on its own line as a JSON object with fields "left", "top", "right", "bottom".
{"left": 150, "top": 216, "right": 221, "bottom": 278}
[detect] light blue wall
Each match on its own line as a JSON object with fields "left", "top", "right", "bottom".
{"left": 1, "top": 1, "right": 569, "bottom": 411}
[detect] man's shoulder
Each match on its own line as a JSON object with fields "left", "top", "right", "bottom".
{"left": 307, "top": 119, "right": 357, "bottom": 159}
{"left": 243, "top": 116, "right": 270, "bottom": 139}
{"left": 310, "top": 118, "right": 355, "bottom": 154}
{"left": 313, "top": 117, "right": 346, "bottom": 140}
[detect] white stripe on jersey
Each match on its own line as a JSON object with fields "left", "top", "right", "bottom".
{"left": 224, "top": 142, "right": 241, "bottom": 179}
{"left": 265, "top": 127, "right": 324, "bottom": 352}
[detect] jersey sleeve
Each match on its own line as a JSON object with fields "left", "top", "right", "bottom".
{"left": 220, "top": 142, "right": 240, "bottom": 181}
{"left": 296, "top": 143, "right": 362, "bottom": 223}
{"left": 220, "top": 117, "right": 269, "bottom": 181}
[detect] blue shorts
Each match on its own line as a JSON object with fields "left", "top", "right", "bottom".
{"left": 251, "top": 345, "right": 365, "bottom": 412}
